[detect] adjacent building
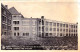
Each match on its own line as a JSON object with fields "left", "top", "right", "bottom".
{"left": 1, "top": 4, "right": 12, "bottom": 36}
{"left": 37, "top": 16, "right": 78, "bottom": 37}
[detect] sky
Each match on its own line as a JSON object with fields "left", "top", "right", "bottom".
{"left": 2, "top": 1, "right": 79, "bottom": 23}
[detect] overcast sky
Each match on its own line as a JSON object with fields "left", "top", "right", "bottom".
{"left": 2, "top": 2, "right": 78, "bottom": 23}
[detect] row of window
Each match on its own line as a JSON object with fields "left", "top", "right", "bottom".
{"left": 45, "top": 22, "right": 77, "bottom": 28}
{"left": 45, "top": 28, "right": 77, "bottom": 32}
{"left": 14, "top": 33, "right": 29, "bottom": 36}
{"left": 39, "top": 33, "right": 77, "bottom": 37}
{"left": 22, "top": 20, "right": 36, "bottom": 25}
{"left": 13, "top": 15, "right": 21, "bottom": 17}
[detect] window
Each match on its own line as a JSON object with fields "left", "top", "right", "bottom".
{"left": 53, "top": 23, "right": 56, "bottom": 26}
{"left": 50, "top": 22, "right": 52, "bottom": 26}
{"left": 42, "top": 26, "right": 44, "bottom": 31}
{"left": 46, "top": 21, "right": 48, "bottom": 25}
{"left": 4, "top": 32, "right": 6, "bottom": 35}
{"left": 66, "top": 29, "right": 68, "bottom": 32}
{"left": 71, "top": 25, "right": 73, "bottom": 28}
{"left": 63, "top": 29, "right": 65, "bottom": 32}
{"left": 57, "top": 28, "right": 59, "bottom": 31}
{"left": 57, "top": 23, "right": 59, "bottom": 27}
{"left": 76, "top": 26, "right": 77, "bottom": 28}
{"left": 60, "top": 33, "right": 62, "bottom": 36}
{"left": 60, "top": 29, "right": 62, "bottom": 31}
{"left": 23, "top": 33, "right": 29, "bottom": 36}
{"left": 50, "top": 28, "right": 52, "bottom": 31}
{"left": 46, "top": 33, "right": 48, "bottom": 36}
{"left": 26, "top": 33, "right": 29, "bottom": 36}
{"left": 14, "top": 33, "right": 16, "bottom": 36}
{"left": 66, "top": 24, "right": 68, "bottom": 27}
{"left": 60, "top": 23, "right": 62, "bottom": 27}
{"left": 14, "top": 27, "right": 19, "bottom": 30}
{"left": 17, "top": 33, "right": 19, "bottom": 36}
{"left": 66, "top": 34, "right": 68, "bottom": 36}
{"left": 42, "top": 20, "right": 44, "bottom": 25}
{"left": 23, "top": 33, "right": 25, "bottom": 36}
{"left": 63, "top": 24, "right": 65, "bottom": 27}
{"left": 13, "top": 15, "right": 17, "bottom": 17}
{"left": 76, "top": 30, "right": 77, "bottom": 32}
{"left": 50, "top": 33, "right": 52, "bottom": 35}
{"left": 74, "top": 30, "right": 75, "bottom": 32}
{"left": 13, "top": 21, "right": 19, "bottom": 24}
{"left": 74, "top": 25, "right": 75, "bottom": 28}
{"left": 46, "top": 27, "right": 48, "bottom": 31}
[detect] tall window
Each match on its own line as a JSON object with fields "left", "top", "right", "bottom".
{"left": 53, "top": 23, "right": 56, "bottom": 26}
{"left": 57, "top": 23, "right": 59, "bottom": 27}
{"left": 63, "top": 24, "right": 65, "bottom": 27}
{"left": 66, "top": 24, "right": 68, "bottom": 27}
{"left": 53, "top": 28, "right": 56, "bottom": 31}
{"left": 17, "top": 33, "right": 19, "bottom": 36}
{"left": 46, "top": 21, "right": 48, "bottom": 25}
{"left": 14, "top": 33, "right": 16, "bottom": 36}
{"left": 50, "top": 22, "right": 52, "bottom": 26}
{"left": 50, "top": 28, "right": 52, "bottom": 31}
{"left": 57, "top": 28, "right": 59, "bottom": 31}
{"left": 60, "top": 23, "right": 62, "bottom": 27}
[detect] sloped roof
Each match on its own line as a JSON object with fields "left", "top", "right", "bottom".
{"left": 9, "top": 7, "right": 21, "bottom": 15}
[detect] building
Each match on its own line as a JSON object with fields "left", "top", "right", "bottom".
{"left": 37, "top": 16, "right": 78, "bottom": 37}
{"left": 9, "top": 7, "right": 38, "bottom": 40}
{"left": 2, "top": 4, "right": 77, "bottom": 39}
{"left": 1, "top": 4, "right": 12, "bottom": 36}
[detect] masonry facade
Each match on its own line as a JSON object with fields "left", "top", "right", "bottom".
{"left": 1, "top": 4, "right": 12, "bottom": 36}
{"left": 9, "top": 7, "right": 38, "bottom": 39}
{"left": 1, "top": 4, "right": 78, "bottom": 39}
{"left": 37, "top": 16, "right": 78, "bottom": 37}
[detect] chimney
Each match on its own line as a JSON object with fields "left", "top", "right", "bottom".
{"left": 41, "top": 16, "right": 44, "bottom": 19}
{"left": 5, "top": 5, "right": 8, "bottom": 9}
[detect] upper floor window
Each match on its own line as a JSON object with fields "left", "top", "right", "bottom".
{"left": 14, "top": 27, "right": 19, "bottom": 30}
{"left": 46, "top": 21, "right": 48, "bottom": 25}
{"left": 50, "top": 28, "right": 52, "bottom": 31}
{"left": 13, "top": 15, "right": 17, "bottom": 17}
{"left": 66, "top": 24, "right": 68, "bottom": 27}
{"left": 71, "top": 25, "right": 73, "bottom": 28}
{"left": 57, "top": 28, "right": 59, "bottom": 31}
{"left": 57, "top": 23, "right": 59, "bottom": 27}
{"left": 46, "top": 27, "right": 48, "bottom": 31}
{"left": 50, "top": 22, "right": 52, "bottom": 26}
{"left": 60, "top": 23, "right": 62, "bottom": 27}
{"left": 14, "top": 33, "right": 16, "bottom": 36}
{"left": 53, "top": 23, "right": 56, "bottom": 26}
{"left": 63, "top": 24, "right": 65, "bottom": 27}
{"left": 13, "top": 21, "right": 19, "bottom": 24}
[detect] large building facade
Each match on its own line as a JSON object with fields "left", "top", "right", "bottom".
{"left": 37, "top": 16, "right": 78, "bottom": 37}
{"left": 1, "top": 4, "right": 12, "bottom": 36}
{"left": 1, "top": 4, "right": 78, "bottom": 39}
{"left": 9, "top": 7, "right": 38, "bottom": 39}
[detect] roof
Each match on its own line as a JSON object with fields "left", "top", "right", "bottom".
{"left": 9, "top": 7, "right": 21, "bottom": 15}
